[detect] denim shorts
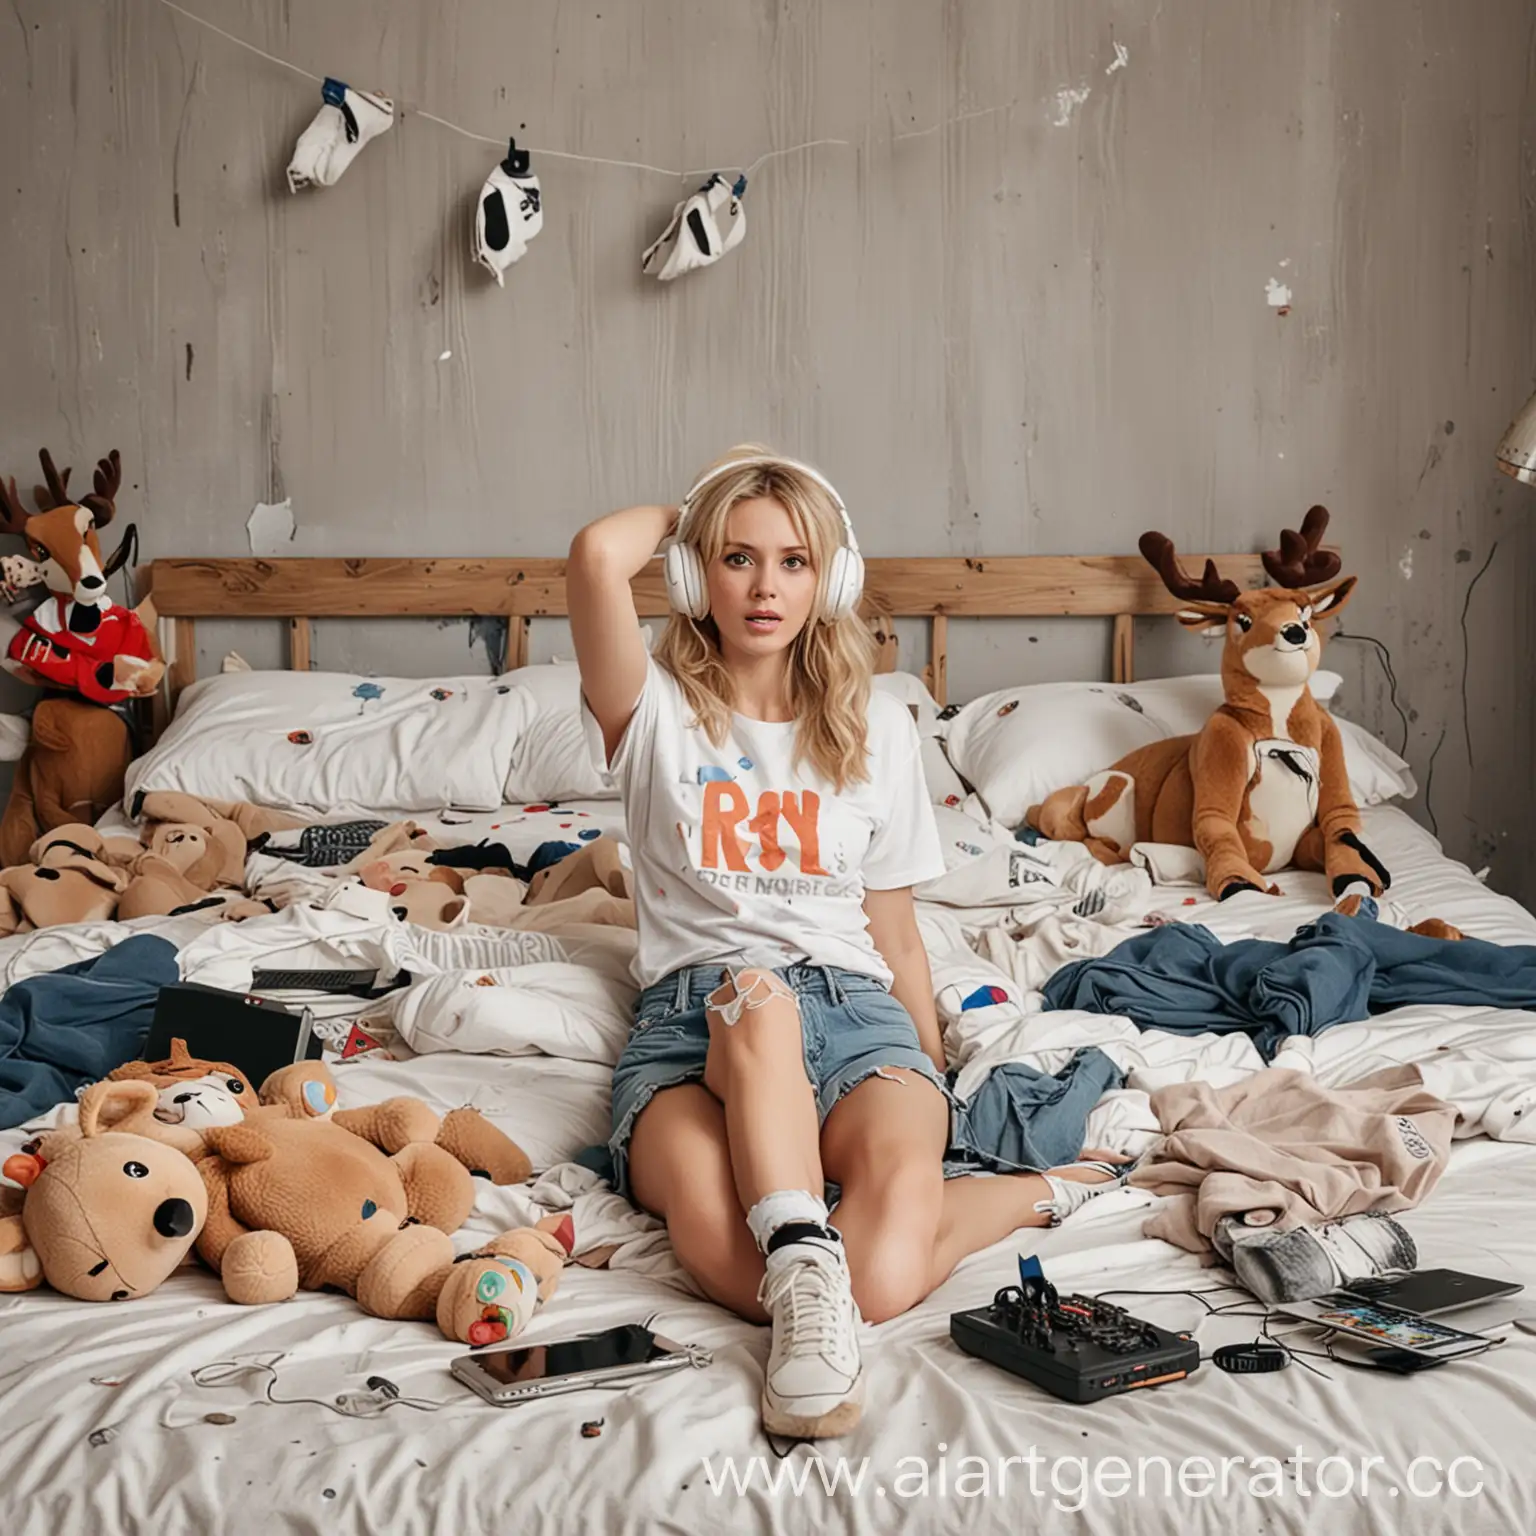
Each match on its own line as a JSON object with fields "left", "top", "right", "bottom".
{"left": 606, "top": 962, "right": 956, "bottom": 1202}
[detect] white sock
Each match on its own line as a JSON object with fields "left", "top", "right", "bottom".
{"left": 1033, "top": 1168, "right": 1122, "bottom": 1227}
{"left": 1334, "top": 880, "right": 1377, "bottom": 917}
{"left": 474, "top": 162, "right": 544, "bottom": 284}
{"left": 642, "top": 173, "right": 747, "bottom": 281}
{"left": 745, "top": 1189, "right": 830, "bottom": 1254}
{"left": 287, "top": 78, "right": 394, "bottom": 193}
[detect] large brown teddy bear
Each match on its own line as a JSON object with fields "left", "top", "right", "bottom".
{"left": 194, "top": 1060, "right": 568, "bottom": 1341}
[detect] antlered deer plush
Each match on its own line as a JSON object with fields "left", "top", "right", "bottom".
{"left": 1027, "top": 508, "right": 1392, "bottom": 906}
{"left": 0, "top": 449, "right": 161, "bottom": 702}
{"left": 0, "top": 448, "right": 162, "bottom": 864}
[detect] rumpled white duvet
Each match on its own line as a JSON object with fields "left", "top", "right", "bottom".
{"left": 3, "top": 805, "right": 1536, "bottom": 1535}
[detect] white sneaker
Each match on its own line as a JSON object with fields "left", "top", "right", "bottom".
{"left": 757, "top": 1235, "right": 864, "bottom": 1438}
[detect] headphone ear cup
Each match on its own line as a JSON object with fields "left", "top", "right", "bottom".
{"left": 820, "top": 546, "right": 864, "bottom": 623}
{"left": 664, "top": 540, "right": 709, "bottom": 620}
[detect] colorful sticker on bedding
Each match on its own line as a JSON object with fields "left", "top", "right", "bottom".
{"left": 997, "top": 700, "right": 1019, "bottom": 718}
{"left": 353, "top": 682, "right": 385, "bottom": 713}
{"left": 287, "top": 730, "right": 314, "bottom": 746}
{"left": 961, "top": 984, "right": 1010, "bottom": 1011}
{"left": 340, "top": 1023, "right": 385, "bottom": 1060}
{"left": 696, "top": 765, "right": 734, "bottom": 783}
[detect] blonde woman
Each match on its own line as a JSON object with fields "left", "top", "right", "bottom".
{"left": 569, "top": 449, "right": 1122, "bottom": 1439}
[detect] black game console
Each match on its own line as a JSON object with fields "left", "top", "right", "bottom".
{"left": 951, "top": 1283, "right": 1201, "bottom": 1404}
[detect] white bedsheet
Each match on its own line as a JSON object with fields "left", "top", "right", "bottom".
{"left": 4, "top": 806, "right": 1536, "bottom": 1533}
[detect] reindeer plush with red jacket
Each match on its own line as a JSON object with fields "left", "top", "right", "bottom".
{"left": 0, "top": 448, "right": 162, "bottom": 865}
{"left": 1027, "top": 509, "right": 1392, "bottom": 906}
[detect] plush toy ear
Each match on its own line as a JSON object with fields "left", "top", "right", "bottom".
{"left": 106, "top": 1057, "right": 155, "bottom": 1084}
{"left": 1175, "top": 601, "right": 1231, "bottom": 637}
{"left": 1307, "top": 574, "right": 1356, "bottom": 621}
{"left": 202, "top": 1123, "right": 275, "bottom": 1165}
{"left": 1, "top": 1152, "right": 45, "bottom": 1189}
{"left": 78, "top": 1079, "right": 159, "bottom": 1137}
{"left": 259, "top": 1060, "right": 337, "bottom": 1117}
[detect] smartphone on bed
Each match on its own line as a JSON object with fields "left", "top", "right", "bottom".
{"left": 451, "top": 1323, "right": 706, "bottom": 1405}
{"left": 1272, "top": 1298, "right": 1494, "bottom": 1359}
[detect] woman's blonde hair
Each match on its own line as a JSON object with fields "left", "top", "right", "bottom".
{"left": 654, "top": 444, "right": 876, "bottom": 789}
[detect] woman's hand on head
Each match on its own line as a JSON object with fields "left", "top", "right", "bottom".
{"left": 567, "top": 504, "right": 676, "bottom": 764}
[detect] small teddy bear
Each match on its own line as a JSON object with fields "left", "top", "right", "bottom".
{"left": 0, "top": 824, "right": 130, "bottom": 935}
{"left": 107, "top": 1039, "right": 262, "bottom": 1152}
{"left": 0, "top": 1079, "right": 207, "bottom": 1300}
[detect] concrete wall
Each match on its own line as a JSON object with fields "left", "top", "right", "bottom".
{"left": 2, "top": 0, "right": 1533, "bottom": 901}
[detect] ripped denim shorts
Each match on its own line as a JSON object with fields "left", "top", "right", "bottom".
{"left": 606, "top": 962, "right": 955, "bottom": 1202}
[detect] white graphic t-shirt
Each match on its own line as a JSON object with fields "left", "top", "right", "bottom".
{"left": 583, "top": 659, "right": 946, "bottom": 989}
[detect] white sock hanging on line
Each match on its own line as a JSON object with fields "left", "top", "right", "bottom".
{"left": 473, "top": 140, "right": 543, "bottom": 284}
{"left": 642, "top": 173, "right": 747, "bottom": 281}
{"left": 287, "top": 78, "right": 395, "bottom": 193}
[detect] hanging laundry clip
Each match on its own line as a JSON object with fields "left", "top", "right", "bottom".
{"left": 474, "top": 138, "right": 545, "bottom": 285}
{"left": 641, "top": 171, "right": 748, "bottom": 282}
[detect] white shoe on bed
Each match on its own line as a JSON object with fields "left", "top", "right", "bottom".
{"left": 758, "top": 1234, "right": 864, "bottom": 1438}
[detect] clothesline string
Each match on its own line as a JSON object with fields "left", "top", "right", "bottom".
{"left": 156, "top": 0, "right": 1019, "bottom": 182}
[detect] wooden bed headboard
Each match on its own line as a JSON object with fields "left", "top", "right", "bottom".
{"left": 140, "top": 551, "right": 1269, "bottom": 712}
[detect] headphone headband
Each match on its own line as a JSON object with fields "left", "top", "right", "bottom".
{"left": 675, "top": 456, "right": 860, "bottom": 555}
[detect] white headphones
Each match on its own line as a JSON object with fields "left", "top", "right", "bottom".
{"left": 662, "top": 456, "right": 864, "bottom": 624}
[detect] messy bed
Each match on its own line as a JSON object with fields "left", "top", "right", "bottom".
{"left": 4, "top": 595, "right": 1536, "bottom": 1534}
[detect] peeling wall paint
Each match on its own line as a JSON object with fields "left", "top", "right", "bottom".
{"left": 1, "top": 0, "right": 1534, "bottom": 907}
{"left": 1051, "top": 85, "right": 1092, "bottom": 126}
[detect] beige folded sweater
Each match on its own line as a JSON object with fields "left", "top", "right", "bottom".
{"left": 1130, "top": 1065, "right": 1456, "bottom": 1254}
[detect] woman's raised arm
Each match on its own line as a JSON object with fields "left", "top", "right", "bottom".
{"left": 567, "top": 504, "right": 676, "bottom": 761}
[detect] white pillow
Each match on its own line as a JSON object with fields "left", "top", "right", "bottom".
{"left": 871, "top": 672, "right": 969, "bottom": 808}
{"left": 1330, "top": 717, "right": 1418, "bottom": 807}
{"left": 940, "top": 669, "right": 1415, "bottom": 828}
{"left": 126, "top": 670, "right": 529, "bottom": 815}
{"left": 501, "top": 663, "right": 619, "bottom": 802}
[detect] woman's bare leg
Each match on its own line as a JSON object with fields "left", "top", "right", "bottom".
{"left": 819, "top": 1069, "right": 949, "bottom": 1323}
{"left": 927, "top": 1151, "right": 1130, "bottom": 1294}
{"left": 702, "top": 968, "right": 823, "bottom": 1211}
{"left": 626, "top": 1083, "right": 767, "bottom": 1320}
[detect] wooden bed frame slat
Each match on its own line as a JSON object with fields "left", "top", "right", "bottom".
{"left": 143, "top": 552, "right": 1269, "bottom": 711}
{"left": 288, "top": 616, "right": 312, "bottom": 672}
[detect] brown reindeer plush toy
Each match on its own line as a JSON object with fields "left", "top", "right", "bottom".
{"left": 1028, "top": 509, "right": 1394, "bottom": 907}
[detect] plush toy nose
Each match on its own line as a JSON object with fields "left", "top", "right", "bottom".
{"left": 79, "top": 574, "right": 104, "bottom": 590}
{"left": 1281, "top": 623, "right": 1307, "bottom": 646}
{"left": 154, "top": 1197, "right": 196, "bottom": 1239}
